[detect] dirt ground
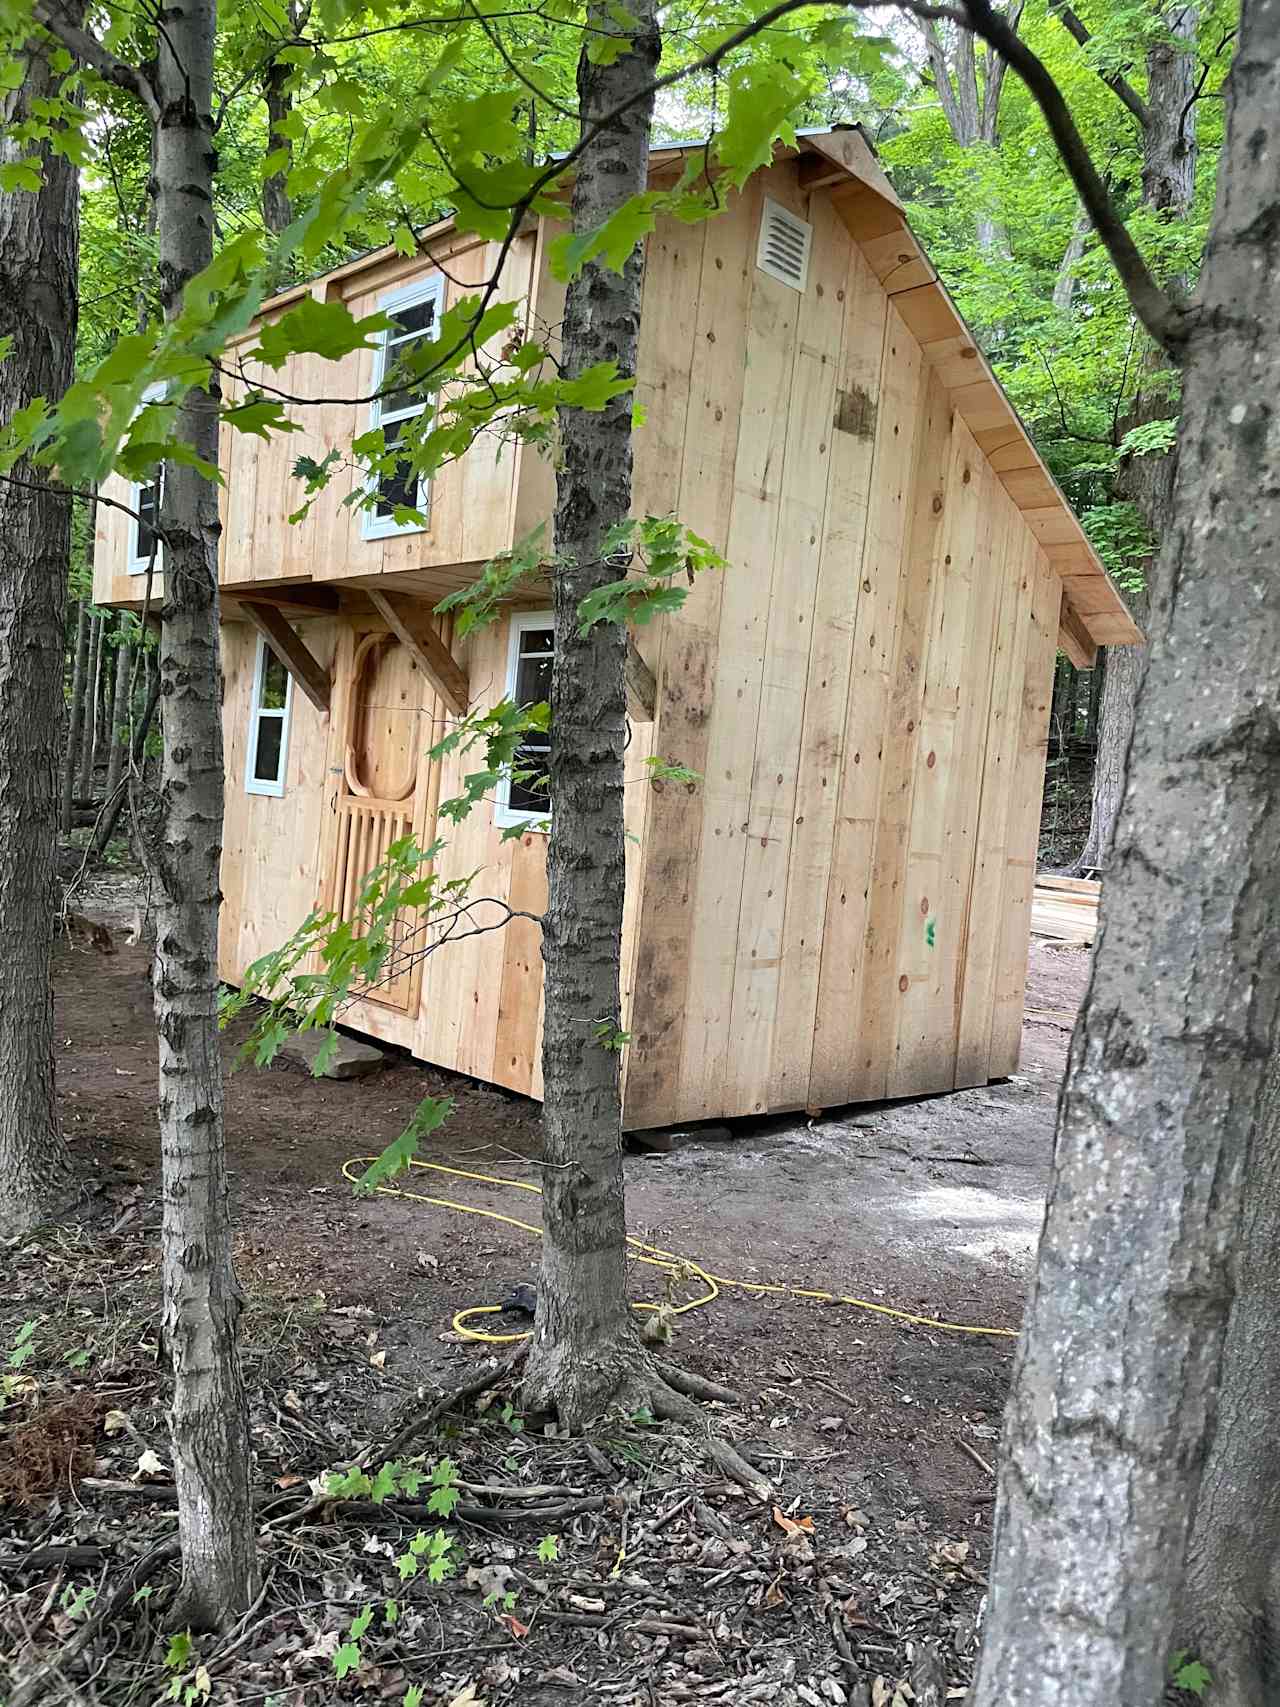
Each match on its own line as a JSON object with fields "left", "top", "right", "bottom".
{"left": 2, "top": 875, "right": 1091, "bottom": 1706}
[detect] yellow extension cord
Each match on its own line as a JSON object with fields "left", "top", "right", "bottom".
{"left": 342, "top": 1156, "right": 1017, "bottom": 1343}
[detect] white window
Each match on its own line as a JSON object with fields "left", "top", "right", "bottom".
{"left": 361, "top": 273, "right": 445, "bottom": 541}
{"left": 494, "top": 612, "right": 553, "bottom": 829}
{"left": 245, "top": 637, "right": 293, "bottom": 797}
{"left": 128, "top": 382, "right": 168, "bottom": 574}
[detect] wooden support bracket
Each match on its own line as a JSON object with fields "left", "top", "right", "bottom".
{"left": 367, "top": 587, "right": 470, "bottom": 719}
{"left": 625, "top": 636, "right": 657, "bottom": 723}
{"left": 1057, "top": 600, "right": 1098, "bottom": 671}
{"left": 241, "top": 600, "right": 331, "bottom": 714}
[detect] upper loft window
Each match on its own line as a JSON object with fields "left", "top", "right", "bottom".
{"left": 245, "top": 636, "right": 293, "bottom": 797}
{"left": 495, "top": 612, "right": 553, "bottom": 829}
{"left": 128, "top": 382, "right": 167, "bottom": 575}
{"left": 362, "top": 274, "right": 445, "bottom": 541}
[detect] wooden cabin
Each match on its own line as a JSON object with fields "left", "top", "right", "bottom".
{"left": 94, "top": 126, "right": 1140, "bottom": 1130}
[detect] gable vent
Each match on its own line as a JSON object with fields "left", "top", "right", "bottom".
{"left": 756, "top": 197, "right": 812, "bottom": 292}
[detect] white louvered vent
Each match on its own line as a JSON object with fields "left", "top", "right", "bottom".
{"left": 756, "top": 197, "right": 812, "bottom": 292}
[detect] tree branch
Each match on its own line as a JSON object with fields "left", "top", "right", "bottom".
{"left": 1048, "top": 0, "right": 1151, "bottom": 130}
{"left": 34, "top": 0, "right": 160, "bottom": 120}
{"left": 955, "top": 0, "right": 1185, "bottom": 355}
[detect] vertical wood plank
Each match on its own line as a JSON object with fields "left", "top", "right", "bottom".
{"left": 722, "top": 193, "right": 848, "bottom": 1116}
{"left": 988, "top": 546, "right": 1061, "bottom": 1075}
{"left": 769, "top": 238, "right": 888, "bottom": 1111}
{"left": 619, "top": 180, "right": 763, "bottom": 1126}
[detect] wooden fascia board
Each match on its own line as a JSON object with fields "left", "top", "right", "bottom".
{"left": 1058, "top": 600, "right": 1099, "bottom": 670}
{"left": 367, "top": 588, "right": 470, "bottom": 719}
{"left": 240, "top": 600, "right": 332, "bottom": 714}
{"left": 625, "top": 635, "right": 656, "bottom": 722}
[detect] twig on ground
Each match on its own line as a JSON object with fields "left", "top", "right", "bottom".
{"left": 8, "top": 1538, "right": 179, "bottom": 1707}
{"left": 955, "top": 1436, "right": 995, "bottom": 1479}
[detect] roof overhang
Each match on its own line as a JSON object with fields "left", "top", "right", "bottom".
{"left": 254, "top": 126, "right": 1140, "bottom": 661}
{"left": 795, "top": 128, "right": 1142, "bottom": 661}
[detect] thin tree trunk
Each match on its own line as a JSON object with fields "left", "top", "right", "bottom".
{"left": 77, "top": 609, "right": 102, "bottom": 796}
{"left": 261, "top": 58, "right": 294, "bottom": 237}
{"left": 62, "top": 597, "right": 89, "bottom": 835}
{"left": 1051, "top": 207, "right": 1090, "bottom": 312}
{"left": 1077, "top": 4, "right": 1197, "bottom": 868}
{"left": 93, "top": 666, "right": 161, "bottom": 858}
{"left": 1076, "top": 590, "right": 1147, "bottom": 871}
{"left": 94, "top": 618, "right": 113, "bottom": 766}
{"left": 521, "top": 0, "right": 660, "bottom": 1429}
{"left": 0, "top": 25, "right": 80, "bottom": 1238}
{"left": 96, "top": 634, "right": 133, "bottom": 847}
{"left": 151, "top": 0, "right": 255, "bottom": 1628}
{"left": 970, "top": 4, "right": 1280, "bottom": 1699}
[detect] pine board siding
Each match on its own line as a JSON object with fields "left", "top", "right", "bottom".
{"left": 93, "top": 136, "right": 1139, "bottom": 1128}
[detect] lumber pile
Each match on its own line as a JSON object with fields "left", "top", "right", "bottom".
{"left": 1031, "top": 874, "right": 1100, "bottom": 945}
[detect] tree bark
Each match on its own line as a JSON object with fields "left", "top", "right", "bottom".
{"left": 1051, "top": 207, "right": 1090, "bottom": 313}
{"left": 0, "top": 27, "right": 80, "bottom": 1239}
{"left": 93, "top": 633, "right": 133, "bottom": 853}
{"left": 970, "top": 3, "right": 1280, "bottom": 1700}
{"left": 62, "top": 596, "right": 89, "bottom": 835}
{"left": 521, "top": 0, "right": 660, "bottom": 1429}
{"left": 76, "top": 609, "right": 101, "bottom": 796}
{"left": 261, "top": 57, "right": 293, "bottom": 237}
{"left": 1181, "top": 1057, "right": 1280, "bottom": 1705}
{"left": 1076, "top": 4, "right": 1198, "bottom": 870}
{"left": 151, "top": 0, "right": 256, "bottom": 1628}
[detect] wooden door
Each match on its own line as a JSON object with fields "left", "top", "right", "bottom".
{"left": 329, "top": 630, "right": 428, "bottom": 1011}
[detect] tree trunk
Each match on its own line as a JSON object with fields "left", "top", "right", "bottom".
{"left": 1075, "top": 590, "right": 1147, "bottom": 871}
{"left": 95, "top": 634, "right": 133, "bottom": 851}
{"left": 969, "top": 4, "right": 1280, "bottom": 1701}
{"left": 0, "top": 28, "right": 80, "bottom": 1239}
{"left": 93, "top": 618, "right": 113, "bottom": 766}
{"left": 93, "top": 665, "right": 161, "bottom": 858}
{"left": 151, "top": 0, "right": 256, "bottom": 1629}
{"left": 77, "top": 609, "right": 101, "bottom": 796}
{"left": 521, "top": 0, "right": 660, "bottom": 1429}
{"left": 1181, "top": 1056, "right": 1280, "bottom": 1705}
{"left": 1076, "top": 4, "right": 1197, "bottom": 868}
{"left": 1051, "top": 207, "right": 1089, "bottom": 312}
{"left": 261, "top": 57, "right": 293, "bottom": 237}
{"left": 62, "top": 597, "right": 89, "bottom": 835}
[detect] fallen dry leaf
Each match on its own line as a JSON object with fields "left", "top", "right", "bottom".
{"left": 448, "top": 1684, "right": 485, "bottom": 1707}
{"left": 103, "top": 1409, "right": 129, "bottom": 1437}
{"left": 772, "top": 1505, "right": 815, "bottom": 1537}
{"left": 566, "top": 1593, "right": 605, "bottom": 1613}
{"left": 134, "top": 1448, "right": 168, "bottom": 1479}
{"left": 369, "top": 1349, "right": 387, "bottom": 1370}
{"left": 499, "top": 1612, "right": 530, "bottom": 1639}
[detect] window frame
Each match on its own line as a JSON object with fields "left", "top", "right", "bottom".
{"left": 244, "top": 635, "right": 294, "bottom": 798}
{"left": 360, "top": 272, "right": 446, "bottom": 542}
{"left": 494, "top": 610, "right": 554, "bottom": 831}
{"left": 128, "top": 381, "right": 168, "bottom": 575}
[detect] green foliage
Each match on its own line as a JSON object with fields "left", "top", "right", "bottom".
{"left": 1170, "top": 1652, "right": 1212, "bottom": 1696}
{"left": 592, "top": 1018, "right": 631, "bottom": 1052}
{"left": 61, "top": 1583, "right": 97, "bottom": 1620}
{"left": 536, "top": 1533, "right": 560, "bottom": 1563}
{"left": 7, "top": 1319, "right": 37, "bottom": 1369}
{"left": 645, "top": 756, "right": 700, "bottom": 786}
{"left": 577, "top": 515, "right": 726, "bottom": 633}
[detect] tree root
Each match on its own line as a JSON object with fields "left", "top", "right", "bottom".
{"left": 7, "top": 1538, "right": 179, "bottom": 1707}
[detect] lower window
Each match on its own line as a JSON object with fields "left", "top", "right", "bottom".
{"left": 245, "top": 637, "right": 293, "bottom": 797}
{"left": 495, "top": 612, "right": 553, "bottom": 828}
